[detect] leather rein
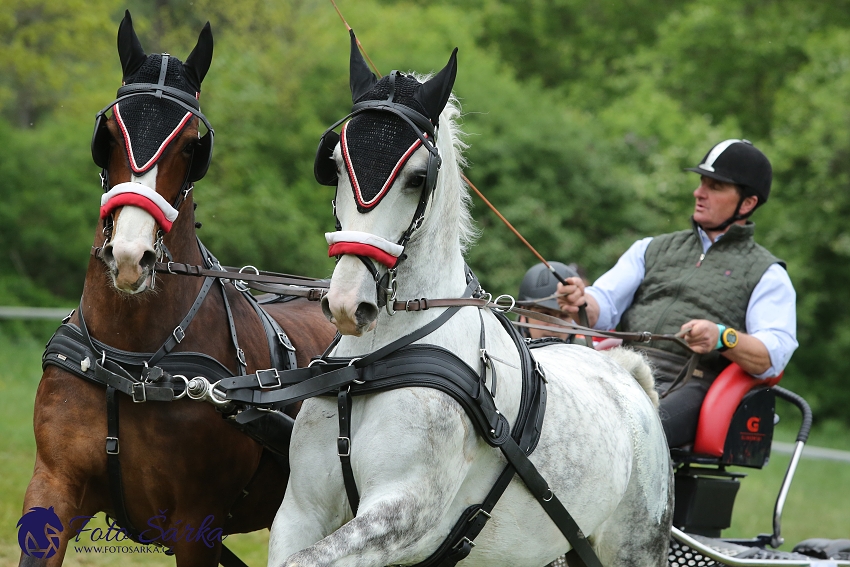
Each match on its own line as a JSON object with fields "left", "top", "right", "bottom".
{"left": 90, "top": 246, "right": 330, "bottom": 300}
{"left": 383, "top": 293, "right": 701, "bottom": 399}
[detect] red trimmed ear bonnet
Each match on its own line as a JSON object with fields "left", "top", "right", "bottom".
{"left": 314, "top": 30, "right": 457, "bottom": 213}
{"left": 92, "top": 10, "right": 214, "bottom": 183}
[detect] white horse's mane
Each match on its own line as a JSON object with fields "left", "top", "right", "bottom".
{"left": 410, "top": 74, "right": 478, "bottom": 254}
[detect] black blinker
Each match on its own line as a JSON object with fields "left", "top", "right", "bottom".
{"left": 91, "top": 113, "right": 112, "bottom": 169}
{"left": 314, "top": 130, "right": 341, "bottom": 186}
{"left": 187, "top": 128, "right": 214, "bottom": 182}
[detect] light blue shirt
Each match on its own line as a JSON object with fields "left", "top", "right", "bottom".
{"left": 587, "top": 226, "right": 798, "bottom": 378}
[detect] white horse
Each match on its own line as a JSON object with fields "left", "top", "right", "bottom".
{"left": 268, "top": 36, "right": 672, "bottom": 567}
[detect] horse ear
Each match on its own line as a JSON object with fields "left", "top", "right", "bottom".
{"left": 349, "top": 29, "right": 377, "bottom": 102}
{"left": 117, "top": 10, "right": 147, "bottom": 81}
{"left": 183, "top": 22, "right": 214, "bottom": 93}
{"left": 415, "top": 48, "right": 458, "bottom": 125}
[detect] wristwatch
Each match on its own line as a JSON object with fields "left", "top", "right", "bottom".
{"left": 716, "top": 325, "right": 739, "bottom": 352}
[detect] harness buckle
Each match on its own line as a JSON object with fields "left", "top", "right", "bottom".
{"left": 452, "top": 537, "right": 475, "bottom": 554}
{"left": 468, "top": 508, "right": 491, "bottom": 523}
{"left": 480, "top": 349, "right": 492, "bottom": 367}
{"left": 105, "top": 436, "right": 120, "bottom": 455}
{"left": 255, "top": 368, "right": 282, "bottom": 389}
{"left": 337, "top": 436, "right": 351, "bottom": 457}
{"left": 237, "top": 348, "right": 247, "bottom": 367}
{"left": 173, "top": 326, "right": 185, "bottom": 343}
{"left": 278, "top": 332, "right": 296, "bottom": 352}
{"left": 132, "top": 382, "right": 147, "bottom": 403}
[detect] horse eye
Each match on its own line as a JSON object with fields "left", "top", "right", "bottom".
{"left": 182, "top": 141, "right": 197, "bottom": 154}
{"left": 407, "top": 174, "right": 426, "bottom": 190}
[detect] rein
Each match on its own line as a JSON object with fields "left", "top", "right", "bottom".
{"left": 382, "top": 292, "right": 701, "bottom": 398}
{"left": 90, "top": 246, "right": 329, "bottom": 300}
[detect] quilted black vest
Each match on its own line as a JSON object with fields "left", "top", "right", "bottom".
{"left": 620, "top": 220, "right": 784, "bottom": 373}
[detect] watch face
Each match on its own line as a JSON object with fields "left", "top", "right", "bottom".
{"left": 723, "top": 328, "right": 739, "bottom": 349}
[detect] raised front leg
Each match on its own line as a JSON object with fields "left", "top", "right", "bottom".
{"left": 269, "top": 390, "right": 480, "bottom": 567}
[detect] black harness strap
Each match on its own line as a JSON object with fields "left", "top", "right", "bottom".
{"left": 105, "top": 385, "right": 138, "bottom": 538}
{"left": 148, "top": 275, "right": 217, "bottom": 367}
{"left": 218, "top": 279, "right": 247, "bottom": 375}
{"left": 337, "top": 387, "right": 359, "bottom": 515}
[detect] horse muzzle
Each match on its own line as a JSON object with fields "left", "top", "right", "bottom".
{"left": 322, "top": 255, "right": 380, "bottom": 335}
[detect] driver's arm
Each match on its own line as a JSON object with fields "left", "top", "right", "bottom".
{"left": 681, "top": 264, "right": 798, "bottom": 377}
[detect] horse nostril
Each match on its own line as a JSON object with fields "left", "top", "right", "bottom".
{"left": 140, "top": 249, "right": 157, "bottom": 272}
{"left": 321, "top": 297, "right": 335, "bottom": 322}
{"left": 355, "top": 302, "right": 379, "bottom": 328}
{"left": 102, "top": 244, "right": 115, "bottom": 267}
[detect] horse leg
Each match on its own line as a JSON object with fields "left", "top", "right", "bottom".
{"left": 590, "top": 442, "right": 674, "bottom": 567}
{"left": 19, "top": 458, "right": 104, "bottom": 567}
{"left": 271, "top": 391, "right": 477, "bottom": 567}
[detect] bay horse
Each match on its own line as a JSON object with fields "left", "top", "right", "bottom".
{"left": 19, "top": 12, "right": 334, "bottom": 566}
{"left": 266, "top": 34, "right": 672, "bottom": 567}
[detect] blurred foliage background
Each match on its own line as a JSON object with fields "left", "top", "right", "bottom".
{"left": 2, "top": 0, "right": 850, "bottom": 426}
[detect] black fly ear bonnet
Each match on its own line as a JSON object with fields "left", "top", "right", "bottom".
{"left": 91, "top": 10, "right": 214, "bottom": 183}
{"left": 317, "top": 29, "right": 457, "bottom": 298}
{"left": 315, "top": 30, "right": 457, "bottom": 214}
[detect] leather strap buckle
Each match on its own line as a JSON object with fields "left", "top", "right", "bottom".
{"left": 105, "top": 436, "right": 120, "bottom": 455}
{"left": 255, "top": 368, "right": 282, "bottom": 389}
{"left": 337, "top": 436, "right": 351, "bottom": 457}
{"left": 451, "top": 536, "right": 475, "bottom": 559}
{"left": 173, "top": 325, "right": 185, "bottom": 343}
{"left": 468, "top": 508, "right": 491, "bottom": 523}
{"left": 278, "top": 332, "right": 296, "bottom": 352}
{"left": 132, "top": 382, "right": 147, "bottom": 403}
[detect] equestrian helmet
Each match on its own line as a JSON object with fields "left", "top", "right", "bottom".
{"left": 518, "top": 262, "right": 578, "bottom": 312}
{"left": 686, "top": 139, "right": 772, "bottom": 206}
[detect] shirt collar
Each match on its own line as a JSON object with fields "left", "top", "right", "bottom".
{"left": 696, "top": 225, "right": 723, "bottom": 253}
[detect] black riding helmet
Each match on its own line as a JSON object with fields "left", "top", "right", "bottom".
{"left": 518, "top": 262, "right": 578, "bottom": 312}
{"left": 686, "top": 139, "right": 772, "bottom": 231}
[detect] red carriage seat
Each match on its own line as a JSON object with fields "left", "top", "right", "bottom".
{"left": 692, "top": 363, "right": 782, "bottom": 459}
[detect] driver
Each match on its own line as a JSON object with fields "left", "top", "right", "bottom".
{"left": 556, "top": 139, "right": 798, "bottom": 448}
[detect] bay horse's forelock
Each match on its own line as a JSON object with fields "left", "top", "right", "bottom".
{"left": 20, "top": 76, "right": 334, "bottom": 567}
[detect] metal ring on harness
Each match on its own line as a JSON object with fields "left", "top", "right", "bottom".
{"left": 172, "top": 374, "right": 190, "bottom": 400}
{"left": 235, "top": 265, "right": 260, "bottom": 292}
{"left": 543, "top": 488, "right": 554, "bottom": 502}
{"left": 384, "top": 272, "right": 399, "bottom": 316}
{"left": 308, "top": 358, "right": 328, "bottom": 367}
{"left": 348, "top": 357, "right": 366, "bottom": 384}
{"left": 493, "top": 294, "right": 516, "bottom": 313}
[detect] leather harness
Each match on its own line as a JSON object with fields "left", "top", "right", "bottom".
{"left": 43, "top": 238, "right": 299, "bottom": 565}
{"left": 220, "top": 273, "right": 604, "bottom": 567}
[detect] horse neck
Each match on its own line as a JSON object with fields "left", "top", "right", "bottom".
{"left": 81, "top": 196, "right": 206, "bottom": 352}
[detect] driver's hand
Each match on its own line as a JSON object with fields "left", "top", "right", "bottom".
{"left": 680, "top": 319, "right": 720, "bottom": 354}
{"left": 556, "top": 277, "right": 586, "bottom": 315}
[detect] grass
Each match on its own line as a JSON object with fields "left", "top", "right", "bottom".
{"left": 2, "top": 333, "right": 848, "bottom": 565}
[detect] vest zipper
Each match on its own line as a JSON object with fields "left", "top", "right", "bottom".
{"left": 652, "top": 246, "right": 713, "bottom": 338}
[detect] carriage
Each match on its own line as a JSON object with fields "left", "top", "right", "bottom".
{"left": 17, "top": 10, "right": 849, "bottom": 567}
